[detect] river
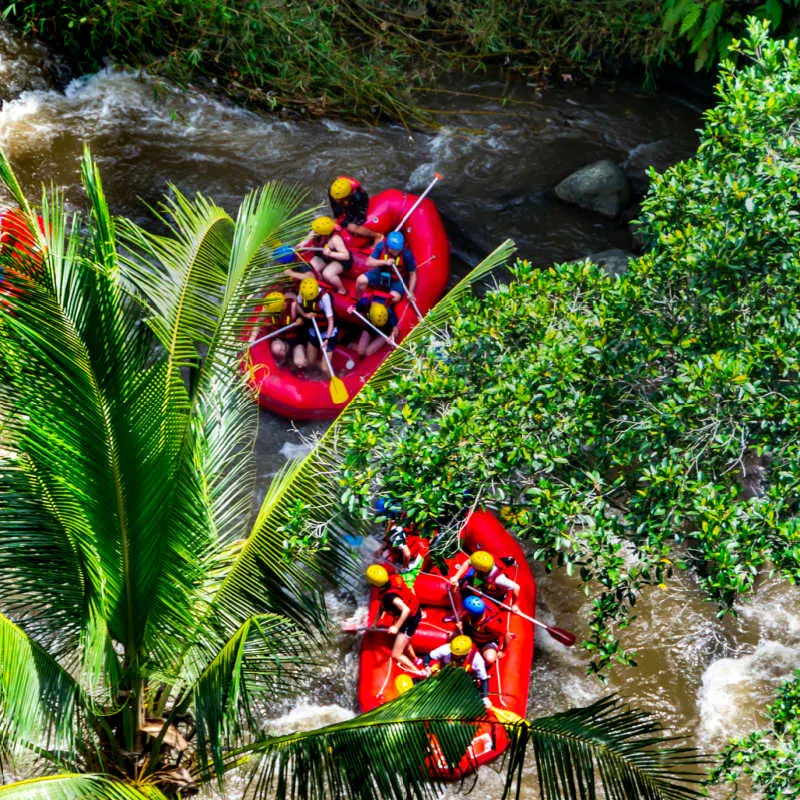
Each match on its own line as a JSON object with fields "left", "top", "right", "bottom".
{"left": 1, "top": 22, "right": 798, "bottom": 799}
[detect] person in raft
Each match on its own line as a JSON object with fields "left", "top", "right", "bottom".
{"left": 348, "top": 297, "right": 399, "bottom": 359}
{"left": 457, "top": 595, "right": 510, "bottom": 669}
{"left": 373, "top": 497, "right": 429, "bottom": 587}
{"left": 365, "top": 564, "right": 427, "bottom": 677}
{"left": 291, "top": 277, "right": 338, "bottom": 377}
{"left": 448, "top": 550, "right": 521, "bottom": 614}
{"left": 328, "top": 176, "right": 382, "bottom": 249}
{"left": 259, "top": 291, "right": 304, "bottom": 367}
{"left": 302, "top": 215, "right": 352, "bottom": 296}
{"left": 426, "top": 635, "right": 492, "bottom": 708}
{"left": 356, "top": 231, "right": 417, "bottom": 306}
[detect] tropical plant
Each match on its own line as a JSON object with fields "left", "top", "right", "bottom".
{"left": 0, "top": 149, "right": 705, "bottom": 799}
{"left": 336, "top": 18, "right": 800, "bottom": 676}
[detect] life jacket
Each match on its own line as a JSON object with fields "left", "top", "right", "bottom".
{"left": 463, "top": 611, "right": 505, "bottom": 648}
{"left": 377, "top": 250, "right": 411, "bottom": 285}
{"left": 462, "top": 563, "right": 510, "bottom": 600}
{"left": 381, "top": 573, "right": 420, "bottom": 616}
{"left": 299, "top": 291, "right": 330, "bottom": 322}
{"left": 452, "top": 646, "right": 479, "bottom": 673}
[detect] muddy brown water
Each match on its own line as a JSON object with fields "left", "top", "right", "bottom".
{"left": 1, "top": 24, "right": 798, "bottom": 798}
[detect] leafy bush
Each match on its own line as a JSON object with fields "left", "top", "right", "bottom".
{"left": 338, "top": 19, "right": 800, "bottom": 673}
{"left": 663, "top": 0, "right": 800, "bottom": 69}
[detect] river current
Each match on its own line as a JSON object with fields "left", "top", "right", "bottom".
{"left": 1, "top": 22, "right": 798, "bottom": 799}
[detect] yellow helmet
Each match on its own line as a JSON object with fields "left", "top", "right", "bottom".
{"left": 312, "top": 215, "right": 336, "bottom": 236}
{"left": 366, "top": 564, "right": 389, "bottom": 587}
{"left": 450, "top": 635, "right": 473, "bottom": 657}
{"left": 470, "top": 550, "right": 494, "bottom": 573}
{"left": 369, "top": 301, "right": 389, "bottom": 328}
{"left": 330, "top": 177, "right": 352, "bottom": 200}
{"left": 263, "top": 291, "right": 286, "bottom": 314}
{"left": 299, "top": 277, "right": 319, "bottom": 302}
{"left": 394, "top": 674, "right": 414, "bottom": 695}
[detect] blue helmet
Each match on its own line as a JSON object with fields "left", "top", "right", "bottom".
{"left": 386, "top": 231, "right": 404, "bottom": 252}
{"left": 273, "top": 244, "right": 295, "bottom": 264}
{"left": 463, "top": 596, "right": 486, "bottom": 617}
{"left": 374, "top": 497, "right": 399, "bottom": 518}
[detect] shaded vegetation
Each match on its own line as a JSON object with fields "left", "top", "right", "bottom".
{"left": 337, "top": 19, "right": 800, "bottom": 674}
{"left": 4, "top": 0, "right": 800, "bottom": 124}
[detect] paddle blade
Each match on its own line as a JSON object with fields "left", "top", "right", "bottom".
{"left": 547, "top": 625, "right": 577, "bottom": 647}
{"left": 491, "top": 706, "right": 526, "bottom": 726}
{"left": 330, "top": 375, "right": 349, "bottom": 404}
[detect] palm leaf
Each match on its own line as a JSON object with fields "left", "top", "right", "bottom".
{"left": 0, "top": 613, "right": 84, "bottom": 762}
{"left": 211, "top": 240, "right": 518, "bottom": 627}
{"left": 173, "top": 613, "right": 316, "bottom": 781}
{"left": 0, "top": 774, "right": 167, "bottom": 799}
{"left": 521, "top": 695, "right": 706, "bottom": 800}
{"left": 225, "top": 667, "right": 491, "bottom": 800}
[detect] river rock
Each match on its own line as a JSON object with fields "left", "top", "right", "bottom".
{"left": 588, "top": 248, "right": 634, "bottom": 277}
{"left": 555, "top": 159, "right": 631, "bottom": 218}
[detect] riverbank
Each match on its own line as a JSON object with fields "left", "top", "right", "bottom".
{"left": 0, "top": 0, "right": 736, "bottom": 126}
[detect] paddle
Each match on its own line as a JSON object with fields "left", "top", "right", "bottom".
{"left": 395, "top": 172, "right": 442, "bottom": 232}
{"left": 390, "top": 260, "right": 424, "bottom": 322}
{"left": 310, "top": 315, "right": 348, "bottom": 404}
{"left": 241, "top": 320, "right": 302, "bottom": 352}
{"left": 490, "top": 705, "right": 527, "bottom": 726}
{"left": 467, "top": 587, "right": 577, "bottom": 647}
{"left": 350, "top": 308, "right": 406, "bottom": 352}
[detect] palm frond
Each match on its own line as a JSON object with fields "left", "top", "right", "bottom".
{"left": 0, "top": 612, "right": 84, "bottom": 761}
{"left": 211, "top": 240, "right": 519, "bottom": 628}
{"left": 0, "top": 774, "right": 167, "bottom": 799}
{"left": 524, "top": 695, "right": 707, "bottom": 800}
{"left": 171, "top": 613, "right": 316, "bottom": 781}
{"left": 225, "top": 667, "right": 491, "bottom": 800}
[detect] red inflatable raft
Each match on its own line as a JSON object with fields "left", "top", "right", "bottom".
{"left": 358, "top": 509, "right": 536, "bottom": 779}
{"left": 245, "top": 188, "right": 450, "bottom": 420}
{"left": 0, "top": 208, "right": 46, "bottom": 305}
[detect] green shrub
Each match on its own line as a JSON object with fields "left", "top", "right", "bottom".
{"left": 338, "top": 19, "right": 800, "bottom": 674}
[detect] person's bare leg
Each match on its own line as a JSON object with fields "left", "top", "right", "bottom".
{"left": 322, "top": 262, "right": 346, "bottom": 294}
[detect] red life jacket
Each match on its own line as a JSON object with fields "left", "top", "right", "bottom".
{"left": 463, "top": 611, "right": 505, "bottom": 648}
{"left": 381, "top": 573, "right": 420, "bottom": 616}
{"left": 453, "top": 646, "right": 479, "bottom": 673}
{"left": 463, "top": 564, "right": 510, "bottom": 600}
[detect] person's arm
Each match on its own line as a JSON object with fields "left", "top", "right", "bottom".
{"left": 449, "top": 561, "right": 471, "bottom": 587}
{"left": 496, "top": 574, "right": 521, "bottom": 610}
{"left": 365, "top": 242, "right": 385, "bottom": 269}
{"left": 346, "top": 222, "right": 382, "bottom": 243}
{"left": 323, "top": 234, "right": 350, "bottom": 262}
{"left": 387, "top": 597, "right": 410, "bottom": 634}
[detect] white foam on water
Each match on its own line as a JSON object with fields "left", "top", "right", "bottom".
{"left": 265, "top": 701, "right": 355, "bottom": 737}
{"left": 278, "top": 440, "right": 315, "bottom": 461}
{"left": 697, "top": 639, "right": 800, "bottom": 746}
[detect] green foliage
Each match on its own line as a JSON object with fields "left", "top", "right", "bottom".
{"left": 710, "top": 669, "right": 800, "bottom": 799}
{"left": 338, "top": 19, "right": 800, "bottom": 673}
{"left": 0, "top": 0, "right": 677, "bottom": 124}
{"left": 0, "top": 154, "right": 704, "bottom": 799}
{"left": 663, "top": 0, "right": 800, "bottom": 69}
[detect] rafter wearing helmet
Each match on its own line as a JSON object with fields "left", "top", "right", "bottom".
{"left": 425, "top": 635, "right": 492, "bottom": 707}
{"left": 365, "top": 564, "right": 427, "bottom": 677}
{"left": 327, "top": 176, "right": 381, "bottom": 248}
{"left": 290, "top": 277, "right": 339, "bottom": 377}
{"left": 358, "top": 230, "right": 417, "bottom": 306}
